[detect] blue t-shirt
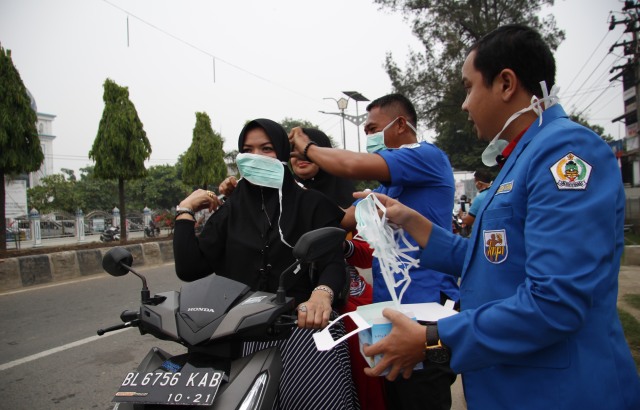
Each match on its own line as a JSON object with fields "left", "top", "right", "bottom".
{"left": 370, "top": 142, "right": 459, "bottom": 303}
{"left": 468, "top": 188, "right": 489, "bottom": 217}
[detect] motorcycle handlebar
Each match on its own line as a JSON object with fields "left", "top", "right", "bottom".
{"left": 97, "top": 310, "right": 140, "bottom": 336}
{"left": 97, "top": 319, "right": 139, "bottom": 336}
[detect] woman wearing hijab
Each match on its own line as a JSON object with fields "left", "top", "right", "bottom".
{"left": 291, "top": 128, "right": 386, "bottom": 410}
{"left": 173, "top": 119, "right": 358, "bottom": 410}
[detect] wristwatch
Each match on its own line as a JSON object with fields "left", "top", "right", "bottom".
{"left": 424, "top": 324, "right": 450, "bottom": 364}
{"left": 175, "top": 205, "right": 195, "bottom": 218}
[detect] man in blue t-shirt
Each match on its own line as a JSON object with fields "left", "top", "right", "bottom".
{"left": 461, "top": 168, "right": 493, "bottom": 229}
{"left": 289, "top": 93, "right": 458, "bottom": 410}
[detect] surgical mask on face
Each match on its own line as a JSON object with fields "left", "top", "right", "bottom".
{"left": 366, "top": 117, "right": 417, "bottom": 153}
{"left": 236, "top": 153, "right": 285, "bottom": 189}
{"left": 236, "top": 153, "right": 293, "bottom": 248}
{"left": 481, "top": 81, "right": 560, "bottom": 167}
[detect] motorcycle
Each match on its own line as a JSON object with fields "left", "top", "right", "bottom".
{"left": 98, "top": 226, "right": 345, "bottom": 409}
{"left": 452, "top": 212, "right": 471, "bottom": 238}
{"left": 144, "top": 224, "right": 161, "bottom": 238}
{"left": 101, "top": 226, "right": 121, "bottom": 242}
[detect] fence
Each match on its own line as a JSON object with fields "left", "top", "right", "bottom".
{"left": 5, "top": 207, "right": 173, "bottom": 248}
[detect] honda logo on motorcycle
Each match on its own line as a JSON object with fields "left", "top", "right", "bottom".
{"left": 187, "top": 307, "right": 215, "bottom": 313}
{"left": 483, "top": 229, "right": 508, "bottom": 264}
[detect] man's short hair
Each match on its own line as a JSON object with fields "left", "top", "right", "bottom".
{"left": 366, "top": 93, "right": 418, "bottom": 128}
{"left": 469, "top": 24, "right": 556, "bottom": 98}
{"left": 474, "top": 169, "right": 492, "bottom": 183}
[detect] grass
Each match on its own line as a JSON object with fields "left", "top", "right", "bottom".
{"left": 619, "top": 294, "right": 640, "bottom": 372}
{"left": 625, "top": 231, "right": 640, "bottom": 245}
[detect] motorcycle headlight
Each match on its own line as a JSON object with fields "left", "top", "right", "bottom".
{"left": 238, "top": 371, "right": 268, "bottom": 410}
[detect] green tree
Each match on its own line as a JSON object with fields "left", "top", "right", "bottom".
{"left": 0, "top": 45, "right": 43, "bottom": 251}
{"left": 280, "top": 117, "right": 339, "bottom": 147}
{"left": 182, "top": 112, "right": 227, "bottom": 190}
{"left": 76, "top": 165, "right": 118, "bottom": 211}
{"left": 126, "top": 164, "right": 190, "bottom": 210}
{"left": 224, "top": 150, "right": 239, "bottom": 178}
{"left": 570, "top": 114, "right": 614, "bottom": 142}
{"left": 27, "top": 171, "right": 79, "bottom": 214}
{"left": 375, "top": 0, "right": 565, "bottom": 170}
{"left": 89, "top": 78, "right": 151, "bottom": 241}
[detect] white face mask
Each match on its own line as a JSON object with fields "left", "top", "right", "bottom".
{"left": 235, "top": 153, "right": 293, "bottom": 248}
{"left": 354, "top": 193, "right": 420, "bottom": 306}
{"left": 366, "top": 117, "right": 418, "bottom": 153}
{"left": 236, "top": 153, "right": 285, "bottom": 189}
{"left": 481, "top": 81, "right": 560, "bottom": 167}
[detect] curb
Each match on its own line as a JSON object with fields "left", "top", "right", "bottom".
{"left": 0, "top": 241, "right": 174, "bottom": 292}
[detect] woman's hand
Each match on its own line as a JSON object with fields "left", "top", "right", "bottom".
{"left": 179, "top": 189, "right": 223, "bottom": 215}
{"left": 218, "top": 176, "right": 238, "bottom": 197}
{"left": 296, "top": 287, "right": 333, "bottom": 329}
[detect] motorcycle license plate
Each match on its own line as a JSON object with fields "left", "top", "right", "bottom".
{"left": 113, "top": 370, "right": 225, "bottom": 406}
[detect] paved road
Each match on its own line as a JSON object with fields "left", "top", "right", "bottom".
{"left": 1, "top": 259, "right": 637, "bottom": 409}
{"left": 0, "top": 262, "right": 183, "bottom": 409}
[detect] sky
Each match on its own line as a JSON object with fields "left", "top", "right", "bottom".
{"left": 0, "top": 0, "right": 630, "bottom": 176}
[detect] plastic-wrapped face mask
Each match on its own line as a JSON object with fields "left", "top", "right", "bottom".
{"left": 354, "top": 193, "right": 419, "bottom": 306}
{"left": 481, "top": 81, "right": 559, "bottom": 167}
{"left": 236, "top": 153, "right": 285, "bottom": 189}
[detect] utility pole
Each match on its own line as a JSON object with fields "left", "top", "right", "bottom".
{"left": 610, "top": 0, "right": 640, "bottom": 184}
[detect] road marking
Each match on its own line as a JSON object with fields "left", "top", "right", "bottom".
{"left": 0, "top": 274, "right": 109, "bottom": 296}
{"left": 0, "top": 328, "right": 131, "bottom": 371}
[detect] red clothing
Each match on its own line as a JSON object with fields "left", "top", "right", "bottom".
{"left": 345, "top": 237, "right": 374, "bottom": 269}
{"left": 339, "top": 266, "right": 387, "bottom": 410}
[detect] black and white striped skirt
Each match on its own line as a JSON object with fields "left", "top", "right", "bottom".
{"left": 243, "top": 317, "right": 359, "bottom": 410}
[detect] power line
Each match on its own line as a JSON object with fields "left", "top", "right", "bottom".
{"left": 564, "top": 31, "right": 624, "bottom": 109}
{"left": 100, "top": 0, "right": 319, "bottom": 103}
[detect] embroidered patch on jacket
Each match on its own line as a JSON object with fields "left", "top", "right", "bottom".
{"left": 549, "top": 152, "right": 592, "bottom": 190}
{"left": 495, "top": 181, "right": 513, "bottom": 195}
{"left": 484, "top": 229, "right": 508, "bottom": 264}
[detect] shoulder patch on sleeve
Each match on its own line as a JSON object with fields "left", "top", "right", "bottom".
{"left": 549, "top": 152, "right": 592, "bottom": 190}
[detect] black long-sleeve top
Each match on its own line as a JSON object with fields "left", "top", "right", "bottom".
{"left": 173, "top": 182, "right": 346, "bottom": 306}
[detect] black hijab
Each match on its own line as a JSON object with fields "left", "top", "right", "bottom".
{"left": 295, "top": 128, "right": 356, "bottom": 209}
{"left": 192, "top": 119, "right": 345, "bottom": 301}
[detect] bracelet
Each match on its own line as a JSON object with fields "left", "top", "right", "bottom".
{"left": 175, "top": 209, "right": 195, "bottom": 219}
{"left": 312, "top": 285, "right": 334, "bottom": 303}
{"left": 303, "top": 141, "right": 318, "bottom": 162}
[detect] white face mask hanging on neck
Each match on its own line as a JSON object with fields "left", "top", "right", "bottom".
{"left": 481, "top": 81, "right": 560, "bottom": 167}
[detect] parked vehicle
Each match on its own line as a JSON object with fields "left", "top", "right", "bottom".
{"left": 452, "top": 212, "right": 471, "bottom": 237}
{"left": 101, "top": 226, "right": 120, "bottom": 242}
{"left": 144, "top": 222, "right": 161, "bottom": 238}
{"left": 98, "top": 227, "right": 345, "bottom": 409}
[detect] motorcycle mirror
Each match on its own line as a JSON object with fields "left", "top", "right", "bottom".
{"left": 102, "top": 247, "right": 133, "bottom": 277}
{"left": 292, "top": 227, "right": 346, "bottom": 263}
{"left": 276, "top": 227, "right": 346, "bottom": 304}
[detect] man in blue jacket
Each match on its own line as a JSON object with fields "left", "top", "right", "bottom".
{"left": 359, "top": 24, "right": 640, "bottom": 409}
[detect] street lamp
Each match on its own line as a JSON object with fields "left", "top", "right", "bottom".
{"left": 321, "top": 97, "right": 349, "bottom": 149}
{"left": 342, "top": 91, "right": 370, "bottom": 152}
{"left": 320, "top": 92, "right": 370, "bottom": 151}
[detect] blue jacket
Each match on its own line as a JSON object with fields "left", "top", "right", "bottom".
{"left": 421, "top": 105, "right": 640, "bottom": 409}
